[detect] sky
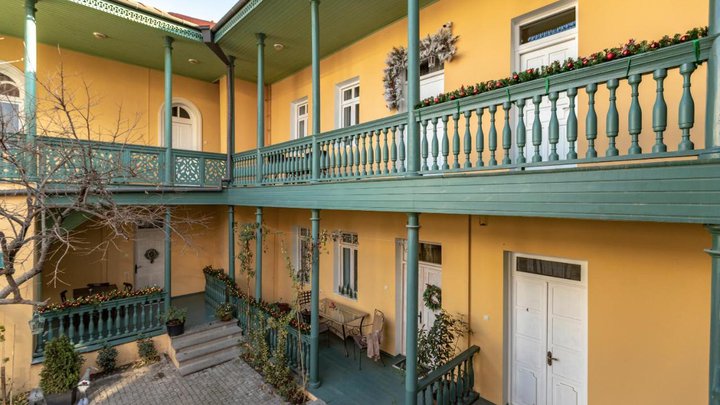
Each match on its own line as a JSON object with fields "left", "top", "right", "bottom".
{"left": 142, "top": 0, "right": 237, "bottom": 22}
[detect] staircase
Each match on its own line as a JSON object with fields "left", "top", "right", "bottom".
{"left": 168, "top": 320, "right": 242, "bottom": 376}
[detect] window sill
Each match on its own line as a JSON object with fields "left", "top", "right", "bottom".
{"left": 334, "top": 292, "right": 358, "bottom": 301}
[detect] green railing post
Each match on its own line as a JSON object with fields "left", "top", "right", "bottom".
{"left": 705, "top": 0, "right": 720, "bottom": 158}
{"left": 256, "top": 33, "right": 266, "bottom": 185}
{"left": 310, "top": 0, "right": 321, "bottom": 182}
{"left": 228, "top": 206, "right": 235, "bottom": 281}
{"left": 309, "top": 209, "right": 321, "bottom": 388}
{"left": 163, "top": 36, "right": 174, "bottom": 186}
{"left": 164, "top": 208, "right": 172, "bottom": 313}
{"left": 405, "top": 213, "right": 420, "bottom": 405}
{"left": 707, "top": 225, "right": 720, "bottom": 405}
{"left": 406, "top": 0, "right": 420, "bottom": 176}
{"left": 24, "top": 0, "right": 37, "bottom": 177}
{"left": 255, "top": 207, "right": 263, "bottom": 302}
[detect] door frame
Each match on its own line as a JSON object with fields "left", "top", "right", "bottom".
{"left": 504, "top": 251, "right": 588, "bottom": 405}
{"left": 158, "top": 97, "right": 202, "bottom": 151}
{"left": 134, "top": 225, "right": 166, "bottom": 289}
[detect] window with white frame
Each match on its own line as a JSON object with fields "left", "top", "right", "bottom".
{"left": 334, "top": 232, "right": 358, "bottom": 298}
{"left": 0, "top": 71, "right": 23, "bottom": 133}
{"left": 337, "top": 80, "right": 359, "bottom": 128}
{"left": 291, "top": 98, "right": 309, "bottom": 140}
{"left": 295, "top": 226, "right": 311, "bottom": 283}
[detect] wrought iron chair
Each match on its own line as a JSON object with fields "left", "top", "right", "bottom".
{"left": 60, "top": 290, "right": 68, "bottom": 303}
{"left": 298, "top": 290, "right": 330, "bottom": 346}
{"left": 123, "top": 282, "right": 133, "bottom": 292}
{"left": 351, "top": 309, "right": 385, "bottom": 370}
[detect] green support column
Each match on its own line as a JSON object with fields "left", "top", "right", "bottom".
{"left": 256, "top": 33, "right": 266, "bottom": 184}
{"left": 406, "top": 0, "right": 420, "bottom": 176}
{"left": 310, "top": 0, "right": 321, "bottom": 181}
{"left": 705, "top": 0, "right": 720, "bottom": 158}
{"left": 24, "top": 0, "right": 37, "bottom": 177}
{"left": 707, "top": 225, "right": 720, "bottom": 405}
{"left": 404, "top": 213, "right": 420, "bottom": 405}
{"left": 164, "top": 208, "right": 172, "bottom": 313}
{"left": 226, "top": 55, "right": 236, "bottom": 181}
{"left": 255, "top": 207, "right": 263, "bottom": 302}
{"left": 228, "top": 206, "right": 235, "bottom": 281}
{"left": 163, "top": 36, "right": 174, "bottom": 185}
{"left": 309, "top": 209, "right": 321, "bottom": 388}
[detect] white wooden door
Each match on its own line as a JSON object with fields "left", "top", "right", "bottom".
{"left": 400, "top": 259, "right": 442, "bottom": 354}
{"left": 172, "top": 119, "right": 194, "bottom": 150}
{"left": 510, "top": 256, "right": 586, "bottom": 405}
{"left": 134, "top": 228, "right": 165, "bottom": 289}
{"left": 518, "top": 38, "right": 577, "bottom": 162}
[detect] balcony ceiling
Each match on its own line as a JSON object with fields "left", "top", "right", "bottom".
{"left": 0, "top": 0, "right": 225, "bottom": 82}
{"left": 214, "top": 0, "right": 438, "bottom": 83}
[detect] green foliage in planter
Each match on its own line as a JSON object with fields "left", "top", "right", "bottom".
{"left": 215, "top": 303, "right": 234, "bottom": 321}
{"left": 96, "top": 344, "right": 118, "bottom": 373}
{"left": 417, "top": 310, "right": 471, "bottom": 374}
{"left": 136, "top": 338, "right": 159, "bottom": 366}
{"left": 160, "top": 306, "right": 187, "bottom": 326}
{"left": 39, "top": 336, "right": 84, "bottom": 394}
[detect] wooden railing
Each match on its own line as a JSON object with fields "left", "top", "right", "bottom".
{"left": 416, "top": 345, "right": 480, "bottom": 405}
{"left": 32, "top": 293, "right": 165, "bottom": 361}
{"left": 203, "top": 272, "right": 311, "bottom": 372}
{"left": 233, "top": 36, "right": 717, "bottom": 186}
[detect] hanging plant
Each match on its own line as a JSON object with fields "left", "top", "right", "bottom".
{"left": 423, "top": 284, "right": 442, "bottom": 311}
{"left": 383, "top": 22, "right": 459, "bottom": 110}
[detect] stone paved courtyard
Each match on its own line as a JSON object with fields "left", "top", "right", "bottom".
{"left": 87, "top": 357, "right": 288, "bottom": 405}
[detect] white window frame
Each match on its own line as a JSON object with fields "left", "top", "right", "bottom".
{"left": 290, "top": 97, "right": 309, "bottom": 140}
{"left": 0, "top": 63, "right": 25, "bottom": 134}
{"left": 158, "top": 97, "right": 202, "bottom": 151}
{"left": 334, "top": 232, "right": 358, "bottom": 299}
{"left": 295, "top": 226, "right": 311, "bottom": 282}
{"left": 335, "top": 78, "right": 360, "bottom": 129}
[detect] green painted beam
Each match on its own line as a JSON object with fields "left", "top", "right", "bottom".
{"left": 164, "top": 36, "right": 174, "bottom": 185}
{"left": 404, "top": 212, "right": 420, "bottom": 405}
{"left": 309, "top": 208, "right": 321, "bottom": 388}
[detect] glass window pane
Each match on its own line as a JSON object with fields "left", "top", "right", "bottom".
{"left": 516, "top": 257, "right": 581, "bottom": 281}
{"left": 354, "top": 105, "right": 359, "bottom": 125}
{"left": 298, "top": 121, "right": 305, "bottom": 138}
{"left": 343, "top": 106, "right": 351, "bottom": 127}
{"left": 172, "top": 106, "right": 178, "bottom": 116}
{"left": 0, "top": 102, "right": 20, "bottom": 133}
{"left": 354, "top": 86, "right": 359, "bottom": 98}
{"left": 353, "top": 250, "right": 358, "bottom": 291}
{"left": 343, "top": 248, "right": 351, "bottom": 288}
{"left": 178, "top": 107, "right": 190, "bottom": 119}
{"left": 299, "top": 104, "right": 306, "bottom": 115}
{"left": 0, "top": 83, "right": 19, "bottom": 98}
{"left": 343, "top": 89, "right": 352, "bottom": 101}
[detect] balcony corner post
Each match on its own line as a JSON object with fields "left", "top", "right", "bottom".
{"left": 256, "top": 33, "right": 266, "bottom": 185}
{"left": 309, "top": 208, "right": 321, "bottom": 388}
{"left": 163, "top": 36, "right": 174, "bottom": 186}
{"left": 405, "top": 213, "right": 420, "bottom": 405}
{"left": 310, "top": 0, "right": 321, "bottom": 182}
{"left": 704, "top": 0, "right": 720, "bottom": 158}
{"left": 24, "top": 0, "right": 37, "bottom": 177}
{"left": 164, "top": 208, "right": 172, "bottom": 314}
{"left": 228, "top": 206, "right": 235, "bottom": 282}
{"left": 706, "top": 224, "right": 720, "bottom": 405}
{"left": 226, "top": 55, "right": 236, "bottom": 183}
{"left": 255, "top": 207, "right": 263, "bottom": 302}
{"left": 406, "top": 0, "right": 421, "bottom": 176}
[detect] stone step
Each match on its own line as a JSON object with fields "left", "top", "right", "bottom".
{"left": 171, "top": 321, "right": 241, "bottom": 351}
{"left": 177, "top": 347, "right": 239, "bottom": 376}
{"left": 174, "top": 333, "right": 241, "bottom": 364}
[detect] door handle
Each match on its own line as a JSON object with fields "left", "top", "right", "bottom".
{"left": 134, "top": 264, "right": 141, "bottom": 274}
{"left": 547, "top": 351, "right": 559, "bottom": 366}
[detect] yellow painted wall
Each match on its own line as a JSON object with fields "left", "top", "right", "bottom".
{"left": 0, "top": 36, "right": 221, "bottom": 152}
{"left": 218, "top": 76, "right": 260, "bottom": 154}
{"left": 269, "top": 0, "right": 708, "bottom": 155}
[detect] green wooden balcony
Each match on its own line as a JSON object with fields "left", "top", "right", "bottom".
{"left": 233, "top": 36, "right": 717, "bottom": 184}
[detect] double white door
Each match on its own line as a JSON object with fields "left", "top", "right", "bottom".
{"left": 510, "top": 258, "right": 587, "bottom": 405}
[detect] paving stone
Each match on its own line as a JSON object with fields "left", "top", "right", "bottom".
{"left": 87, "top": 357, "right": 288, "bottom": 405}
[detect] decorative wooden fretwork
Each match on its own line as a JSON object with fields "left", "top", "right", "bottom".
{"left": 204, "top": 158, "right": 226, "bottom": 185}
{"left": 174, "top": 155, "right": 201, "bottom": 185}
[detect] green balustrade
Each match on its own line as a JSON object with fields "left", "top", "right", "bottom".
{"left": 502, "top": 101, "right": 512, "bottom": 165}
{"left": 653, "top": 68, "right": 669, "bottom": 153}
{"left": 416, "top": 345, "right": 480, "bottom": 405}
{"left": 585, "top": 83, "right": 598, "bottom": 158}
{"left": 566, "top": 88, "right": 578, "bottom": 160}
{"left": 515, "top": 99, "right": 527, "bottom": 164}
{"left": 452, "top": 112, "right": 461, "bottom": 169}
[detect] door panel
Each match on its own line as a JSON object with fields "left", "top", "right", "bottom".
{"left": 512, "top": 276, "right": 547, "bottom": 405}
{"left": 135, "top": 228, "right": 165, "bottom": 289}
{"left": 547, "top": 283, "right": 586, "bottom": 405}
{"left": 419, "top": 263, "right": 441, "bottom": 330}
{"left": 172, "top": 120, "right": 194, "bottom": 150}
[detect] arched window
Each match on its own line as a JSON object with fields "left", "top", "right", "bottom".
{"left": 159, "top": 99, "right": 202, "bottom": 151}
{"left": 0, "top": 65, "right": 24, "bottom": 134}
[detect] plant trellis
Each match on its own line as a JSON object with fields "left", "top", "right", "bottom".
{"left": 383, "top": 22, "right": 459, "bottom": 110}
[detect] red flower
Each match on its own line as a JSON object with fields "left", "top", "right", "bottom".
{"left": 566, "top": 61, "right": 574, "bottom": 69}
{"left": 526, "top": 68, "right": 534, "bottom": 74}
{"left": 680, "top": 34, "right": 689, "bottom": 42}
{"left": 606, "top": 52, "right": 616, "bottom": 60}
{"left": 512, "top": 73, "right": 519, "bottom": 81}
{"left": 621, "top": 49, "right": 631, "bottom": 57}
{"left": 450, "top": 95, "right": 456, "bottom": 100}
{"left": 582, "top": 58, "right": 589, "bottom": 66}
{"left": 650, "top": 41, "right": 659, "bottom": 49}
{"left": 495, "top": 80, "right": 503, "bottom": 88}
{"left": 434, "top": 97, "right": 440, "bottom": 103}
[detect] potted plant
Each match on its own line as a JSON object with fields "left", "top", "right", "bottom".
{"left": 40, "top": 336, "right": 84, "bottom": 404}
{"left": 215, "top": 303, "right": 234, "bottom": 322}
{"left": 161, "top": 306, "right": 187, "bottom": 337}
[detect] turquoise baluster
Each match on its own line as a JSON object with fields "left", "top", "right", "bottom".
{"left": 502, "top": 101, "right": 512, "bottom": 165}
{"left": 488, "top": 104, "right": 498, "bottom": 166}
{"left": 354, "top": 133, "right": 361, "bottom": 176}
{"left": 374, "top": 129, "right": 382, "bottom": 174}
{"left": 421, "top": 119, "right": 429, "bottom": 171}
{"left": 627, "top": 74, "right": 643, "bottom": 155}
{"left": 77, "top": 311, "right": 85, "bottom": 344}
{"left": 360, "top": 134, "right": 367, "bottom": 176}
{"left": 452, "top": 112, "right": 460, "bottom": 169}
{"left": 367, "top": 131, "right": 375, "bottom": 175}
{"left": 548, "top": 91, "right": 560, "bottom": 161}
{"left": 606, "top": 79, "right": 620, "bottom": 157}
{"left": 431, "top": 117, "right": 440, "bottom": 171}
{"left": 516, "top": 98, "right": 527, "bottom": 164}
{"left": 390, "top": 126, "right": 398, "bottom": 173}
{"left": 532, "top": 95, "right": 543, "bottom": 162}
{"left": 441, "top": 115, "right": 450, "bottom": 170}
{"left": 324, "top": 141, "right": 332, "bottom": 179}
{"left": 566, "top": 88, "right": 578, "bottom": 160}
{"left": 334, "top": 139, "right": 342, "bottom": 178}
{"left": 586, "top": 83, "right": 598, "bottom": 158}
{"left": 398, "top": 123, "right": 406, "bottom": 173}
{"left": 475, "top": 108, "right": 485, "bottom": 167}
{"left": 382, "top": 128, "right": 390, "bottom": 174}
{"left": 678, "top": 62, "right": 696, "bottom": 151}
{"left": 652, "top": 69, "right": 668, "bottom": 153}
{"left": 463, "top": 110, "right": 472, "bottom": 168}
